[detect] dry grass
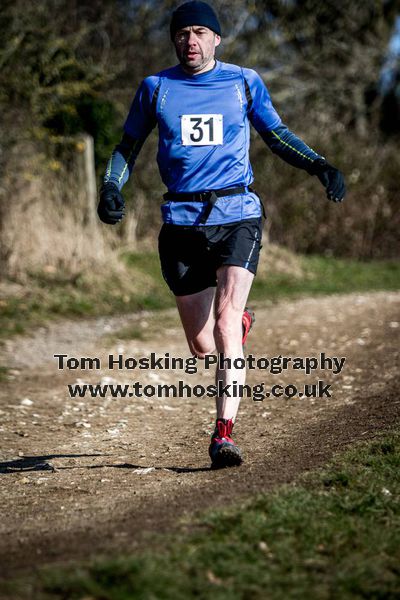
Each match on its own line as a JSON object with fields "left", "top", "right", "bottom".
{"left": 0, "top": 149, "right": 121, "bottom": 280}
{"left": 257, "top": 242, "right": 308, "bottom": 280}
{"left": 1, "top": 153, "right": 306, "bottom": 286}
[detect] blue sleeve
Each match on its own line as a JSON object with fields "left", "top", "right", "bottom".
{"left": 123, "top": 76, "right": 160, "bottom": 139}
{"left": 242, "top": 68, "right": 323, "bottom": 172}
{"left": 242, "top": 68, "right": 282, "bottom": 132}
{"left": 260, "top": 124, "right": 323, "bottom": 173}
{"left": 103, "top": 134, "right": 145, "bottom": 190}
{"left": 103, "top": 76, "right": 160, "bottom": 190}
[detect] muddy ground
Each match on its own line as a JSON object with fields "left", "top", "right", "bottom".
{"left": 0, "top": 291, "right": 399, "bottom": 580}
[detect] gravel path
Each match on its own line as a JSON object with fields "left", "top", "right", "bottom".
{"left": 0, "top": 291, "right": 399, "bottom": 578}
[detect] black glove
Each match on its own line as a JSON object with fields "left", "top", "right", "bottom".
{"left": 310, "top": 158, "right": 346, "bottom": 203}
{"left": 98, "top": 182, "right": 125, "bottom": 224}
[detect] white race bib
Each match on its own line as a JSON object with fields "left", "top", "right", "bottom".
{"left": 181, "top": 114, "right": 223, "bottom": 146}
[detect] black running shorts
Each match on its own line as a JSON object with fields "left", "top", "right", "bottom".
{"left": 158, "top": 218, "right": 263, "bottom": 296}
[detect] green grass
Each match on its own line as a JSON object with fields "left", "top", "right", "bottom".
{"left": 5, "top": 429, "right": 399, "bottom": 599}
{"left": 0, "top": 365, "right": 10, "bottom": 382}
{"left": 0, "top": 252, "right": 399, "bottom": 341}
{"left": 107, "top": 312, "right": 180, "bottom": 342}
{"left": 0, "top": 258, "right": 174, "bottom": 341}
{"left": 251, "top": 255, "right": 400, "bottom": 301}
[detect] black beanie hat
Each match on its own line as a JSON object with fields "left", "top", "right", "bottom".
{"left": 170, "top": 1, "right": 221, "bottom": 40}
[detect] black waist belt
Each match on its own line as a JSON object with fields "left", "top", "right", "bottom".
{"left": 163, "top": 186, "right": 251, "bottom": 224}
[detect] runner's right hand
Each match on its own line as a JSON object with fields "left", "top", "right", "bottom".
{"left": 98, "top": 182, "right": 125, "bottom": 225}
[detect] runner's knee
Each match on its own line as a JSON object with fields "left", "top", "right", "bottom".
{"left": 188, "top": 337, "right": 216, "bottom": 359}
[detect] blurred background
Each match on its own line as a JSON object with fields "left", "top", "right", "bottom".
{"left": 0, "top": 0, "right": 399, "bottom": 318}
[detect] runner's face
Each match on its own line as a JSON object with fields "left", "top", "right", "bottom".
{"left": 174, "top": 26, "right": 221, "bottom": 74}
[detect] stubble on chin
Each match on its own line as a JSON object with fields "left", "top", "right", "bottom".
{"left": 181, "top": 54, "right": 214, "bottom": 74}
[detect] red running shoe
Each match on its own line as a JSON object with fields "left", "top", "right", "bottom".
{"left": 242, "top": 307, "right": 255, "bottom": 346}
{"left": 209, "top": 418, "right": 243, "bottom": 469}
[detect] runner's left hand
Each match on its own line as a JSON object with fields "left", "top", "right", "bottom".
{"left": 311, "top": 159, "right": 346, "bottom": 203}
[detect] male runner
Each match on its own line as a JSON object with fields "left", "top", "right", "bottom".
{"left": 98, "top": 1, "right": 346, "bottom": 469}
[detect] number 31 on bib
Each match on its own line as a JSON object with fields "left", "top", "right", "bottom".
{"left": 181, "top": 114, "right": 223, "bottom": 146}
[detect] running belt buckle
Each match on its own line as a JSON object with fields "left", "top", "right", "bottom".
{"left": 199, "top": 190, "right": 218, "bottom": 224}
{"left": 198, "top": 191, "right": 214, "bottom": 202}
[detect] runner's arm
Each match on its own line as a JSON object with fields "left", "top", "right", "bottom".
{"left": 259, "top": 124, "right": 323, "bottom": 173}
{"left": 243, "top": 68, "right": 345, "bottom": 201}
{"left": 260, "top": 125, "right": 346, "bottom": 201}
{"left": 103, "top": 134, "right": 145, "bottom": 190}
{"left": 99, "top": 77, "right": 160, "bottom": 223}
{"left": 102, "top": 76, "right": 160, "bottom": 189}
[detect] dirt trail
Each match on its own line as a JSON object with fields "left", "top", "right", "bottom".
{"left": 0, "top": 291, "right": 399, "bottom": 578}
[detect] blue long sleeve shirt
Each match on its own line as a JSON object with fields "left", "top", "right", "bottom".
{"left": 104, "top": 60, "right": 322, "bottom": 225}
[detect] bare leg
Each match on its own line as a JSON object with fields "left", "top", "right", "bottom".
{"left": 214, "top": 265, "right": 254, "bottom": 421}
{"left": 175, "top": 266, "right": 254, "bottom": 421}
{"left": 175, "top": 286, "right": 216, "bottom": 357}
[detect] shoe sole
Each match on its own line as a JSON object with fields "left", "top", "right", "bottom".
{"left": 211, "top": 445, "right": 243, "bottom": 470}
